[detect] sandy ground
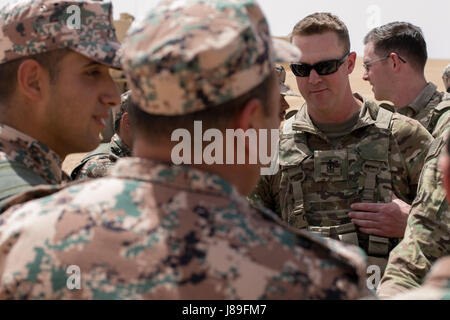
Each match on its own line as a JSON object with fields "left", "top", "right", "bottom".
{"left": 62, "top": 57, "right": 450, "bottom": 175}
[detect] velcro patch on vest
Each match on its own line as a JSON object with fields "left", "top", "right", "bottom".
{"left": 313, "top": 150, "right": 348, "bottom": 182}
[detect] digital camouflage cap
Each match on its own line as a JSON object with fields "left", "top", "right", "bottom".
{"left": 0, "top": 0, "right": 121, "bottom": 69}
{"left": 122, "top": 0, "right": 301, "bottom": 116}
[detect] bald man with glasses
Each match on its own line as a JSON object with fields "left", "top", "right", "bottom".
{"left": 252, "top": 12, "right": 432, "bottom": 274}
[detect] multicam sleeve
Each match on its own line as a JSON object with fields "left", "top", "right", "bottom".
{"left": 377, "top": 131, "right": 450, "bottom": 298}
{"left": 248, "top": 173, "right": 282, "bottom": 217}
{"left": 390, "top": 115, "right": 433, "bottom": 202}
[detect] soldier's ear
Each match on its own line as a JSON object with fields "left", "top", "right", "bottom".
{"left": 16, "top": 59, "right": 48, "bottom": 102}
{"left": 346, "top": 52, "right": 357, "bottom": 74}
{"left": 234, "top": 98, "right": 262, "bottom": 131}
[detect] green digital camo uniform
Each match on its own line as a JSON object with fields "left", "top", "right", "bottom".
{"left": 387, "top": 82, "right": 449, "bottom": 138}
{"left": 377, "top": 95, "right": 450, "bottom": 298}
{"left": 0, "top": 125, "right": 64, "bottom": 210}
{"left": 253, "top": 94, "right": 433, "bottom": 263}
{"left": 0, "top": 0, "right": 121, "bottom": 209}
{"left": 71, "top": 134, "right": 131, "bottom": 180}
{"left": 0, "top": 0, "right": 370, "bottom": 299}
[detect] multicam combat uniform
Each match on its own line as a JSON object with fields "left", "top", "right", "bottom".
{"left": 253, "top": 94, "right": 432, "bottom": 263}
{"left": 377, "top": 103, "right": 450, "bottom": 298}
{"left": 0, "top": 158, "right": 369, "bottom": 299}
{"left": 390, "top": 257, "right": 450, "bottom": 300}
{"left": 71, "top": 134, "right": 131, "bottom": 180}
{"left": 388, "top": 82, "right": 449, "bottom": 137}
{"left": 0, "top": 125, "right": 64, "bottom": 211}
{"left": 0, "top": 0, "right": 370, "bottom": 300}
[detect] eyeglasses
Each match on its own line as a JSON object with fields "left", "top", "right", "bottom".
{"left": 290, "top": 52, "right": 349, "bottom": 77}
{"left": 363, "top": 54, "right": 406, "bottom": 72}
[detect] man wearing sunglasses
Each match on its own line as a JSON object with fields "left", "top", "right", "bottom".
{"left": 363, "top": 22, "right": 449, "bottom": 138}
{"left": 253, "top": 12, "right": 432, "bottom": 272}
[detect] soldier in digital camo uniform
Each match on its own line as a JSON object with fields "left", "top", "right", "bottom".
{"left": 363, "top": 22, "right": 449, "bottom": 138}
{"left": 0, "top": 0, "right": 370, "bottom": 300}
{"left": 0, "top": 0, "right": 121, "bottom": 211}
{"left": 377, "top": 96, "right": 450, "bottom": 298}
{"left": 252, "top": 13, "right": 432, "bottom": 272}
{"left": 71, "top": 90, "right": 133, "bottom": 180}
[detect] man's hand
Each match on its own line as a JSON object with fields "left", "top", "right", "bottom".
{"left": 348, "top": 194, "right": 411, "bottom": 238}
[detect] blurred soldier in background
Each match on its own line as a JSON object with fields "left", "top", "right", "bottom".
{"left": 276, "top": 64, "right": 301, "bottom": 121}
{"left": 363, "top": 22, "right": 449, "bottom": 137}
{"left": 443, "top": 64, "right": 450, "bottom": 93}
{"left": 0, "top": 0, "right": 121, "bottom": 210}
{"left": 71, "top": 90, "right": 132, "bottom": 180}
{"left": 253, "top": 12, "right": 432, "bottom": 272}
{"left": 0, "top": 0, "right": 369, "bottom": 299}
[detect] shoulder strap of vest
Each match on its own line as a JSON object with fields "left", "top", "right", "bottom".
{"left": 0, "top": 160, "right": 47, "bottom": 207}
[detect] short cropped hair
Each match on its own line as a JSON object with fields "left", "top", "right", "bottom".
{"left": 290, "top": 12, "right": 350, "bottom": 54}
{"left": 0, "top": 48, "right": 71, "bottom": 104}
{"left": 364, "top": 22, "right": 427, "bottom": 71}
{"left": 129, "top": 72, "right": 276, "bottom": 142}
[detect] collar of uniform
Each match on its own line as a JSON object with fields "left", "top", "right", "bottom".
{"left": 110, "top": 157, "right": 246, "bottom": 200}
{"left": 0, "top": 124, "right": 63, "bottom": 184}
{"left": 405, "top": 82, "right": 438, "bottom": 116}
{"left": 291, "top": 93, "right": 376, "bottom": 138}
{"left": 110, "top": 134, "right": 132, "bottom": 158}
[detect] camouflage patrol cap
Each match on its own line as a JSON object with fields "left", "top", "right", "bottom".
{"left": 122, "top": 0, "right": 301, "bottom": 116}
{"left": 0, "top": 0, "right": 121, "bottom": 69}
{"left": 443, "top": 64, "right": 450, "bottom": 92}
{"left": 275, "top": 65, "right": 300, "bottom": 97}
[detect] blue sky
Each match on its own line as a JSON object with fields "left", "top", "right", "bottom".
{"left": 1, "top": 0, "right": 449, "bottom": 59}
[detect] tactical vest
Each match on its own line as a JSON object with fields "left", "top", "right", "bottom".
{"left": 0, "top": 160, "right": 47, "bottom": 212}
{"left": 278, "top": 106, "right": 395, "bottom": 258}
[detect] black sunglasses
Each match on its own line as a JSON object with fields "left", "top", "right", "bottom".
{"left": 290, "top": 52, "right": 350, "bottom": 77}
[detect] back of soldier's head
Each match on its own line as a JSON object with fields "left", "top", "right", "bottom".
{"left": 364, "top": 22, "right": 427, "bottom": 72}
{"left": 122, "top": 0, "right": 300, "bottom": 142}
{"left": 290, "top": 12, "right": 350, "bottom": 54}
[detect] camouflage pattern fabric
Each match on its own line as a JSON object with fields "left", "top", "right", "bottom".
{"left": 0, "top": 124, "right": 64, "bottom": 211}
{"left": 443, "top": 64, "right": 450, "bottom": 92}
{"left": 0, "top": 158, "right": 370, "bottom": 299}
{"left": 71, "top": 134, "right": 132, "bottom": 180}
{"left": 390, "top": 256, "right": 450, "bottom": 300}
{"left": 252, "top": 94, "right": 433, "bottom": 257}
{"left": 0, "top": 0, "right": 121, "bottom": 69}
{"left": 377, "top": 124, "right": 450, "bottom": 298}
{"left": 121, "top": 0, "right": 300, "bottom": 116}
{"left": 394, "top": 82, "right": 447, "bottom": 137}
